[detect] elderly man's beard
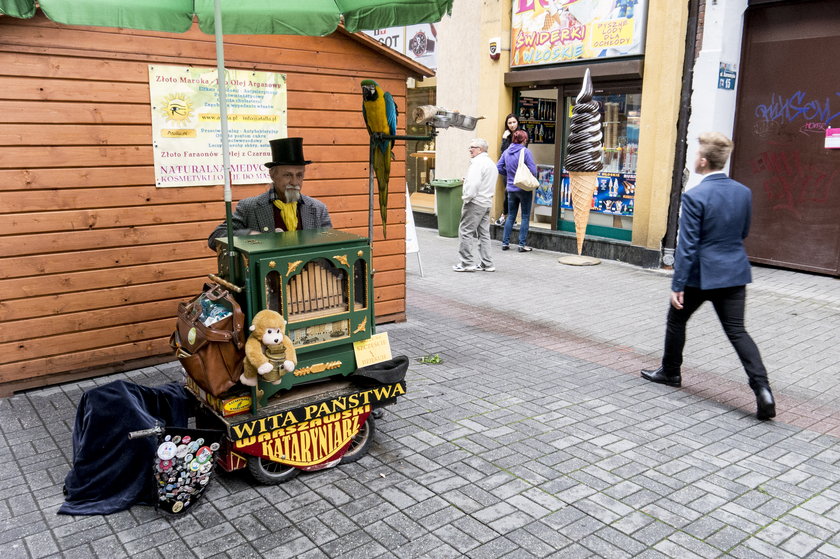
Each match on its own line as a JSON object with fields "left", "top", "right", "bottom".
{"left": 283, "top": 187, "right": 301, "bottom": 203}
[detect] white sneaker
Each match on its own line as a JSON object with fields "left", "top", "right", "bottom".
{"left": 477, "top": 264, "right": 496, "bottom": 272}
{"left": 452, "top": 264, "right": 477, "bottom": 272}
{"left": 494, "top": 215, "right": 506, "bottom": 226}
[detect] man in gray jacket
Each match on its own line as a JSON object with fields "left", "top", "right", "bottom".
{"left": 208, "top": 137, "right": 332, "bottom": 250}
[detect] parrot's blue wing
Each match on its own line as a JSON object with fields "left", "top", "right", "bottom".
{"left": 384, "top": 92, "right": 397, "bottom": 137}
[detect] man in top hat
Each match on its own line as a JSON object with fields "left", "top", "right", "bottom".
{"left": 207, "top": 137, "right": 332, "bottom": 249}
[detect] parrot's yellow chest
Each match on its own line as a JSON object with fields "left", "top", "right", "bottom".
{"left": 363, "top": 99, "right": 389, "bottom": 134}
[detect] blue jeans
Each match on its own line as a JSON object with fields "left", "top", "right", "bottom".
{"left": 502, "top": 189, "right": 533, "bottom": 247}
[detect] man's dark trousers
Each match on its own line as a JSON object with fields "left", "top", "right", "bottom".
{"left": 663, "top": 285, "right": 769, "bottom": 389}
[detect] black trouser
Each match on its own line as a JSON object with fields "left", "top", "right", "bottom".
{"left": 662, "top": 285, "right": 769, "bottom": 390}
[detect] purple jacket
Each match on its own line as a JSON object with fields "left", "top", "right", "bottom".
{"left": 497, "top": 143, "right": 537, "bottom": 192}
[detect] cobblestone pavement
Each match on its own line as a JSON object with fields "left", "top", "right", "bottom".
{"left": 2, "top": 227, "right": 839, "bottom": 558}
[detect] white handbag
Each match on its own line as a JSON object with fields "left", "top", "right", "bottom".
{"left": 513, "top": 149, "right": 539, "bottom": 191}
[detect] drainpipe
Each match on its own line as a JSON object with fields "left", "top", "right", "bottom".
{"left": 662, "top": 0, "right": 702, "bottom": 267}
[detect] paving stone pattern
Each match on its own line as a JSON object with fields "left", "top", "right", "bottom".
{"left": 1, "top": 228, "right": 839, "bottom": 558}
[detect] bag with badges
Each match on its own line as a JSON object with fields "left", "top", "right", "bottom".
{"left": 131, "top": 426, "right": 224, "bottom": 514}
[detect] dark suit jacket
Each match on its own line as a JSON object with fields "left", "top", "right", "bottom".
{"left": 672, "top": 173, "right": 753, "bottom": 291}
{"left": 208, "top": 190, "right": 332, "bottom": 249}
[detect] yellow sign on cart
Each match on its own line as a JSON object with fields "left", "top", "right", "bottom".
{"left": 353, "top": 333, "right": 393, "bottom": 368}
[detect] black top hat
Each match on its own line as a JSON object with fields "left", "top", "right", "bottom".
{"left": 264, "top": 137, "right": 312, "bottom": 168}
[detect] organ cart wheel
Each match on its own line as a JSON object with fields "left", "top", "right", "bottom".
{"left": 246, "top": 457, "right": 300, "bottom": 485}
{"left": 340, "top": 415, "right": 375, "bottom": 464}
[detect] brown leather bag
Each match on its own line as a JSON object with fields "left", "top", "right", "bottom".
{"left": 170, "top": 283, "right": 245, "bottom": 396}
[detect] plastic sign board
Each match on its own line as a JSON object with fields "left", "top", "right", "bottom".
{"left": 825, "top": 128, "right": 840, "bottom": 149}
{"left": 511, "top": 0, "right": 647, "bottom": 68}
{"left": 718, "top": 62, "right": 737, "bottom": 90}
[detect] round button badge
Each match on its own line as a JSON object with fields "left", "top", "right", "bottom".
{"left": 157, "top": 441, "right": 177, "bottom": 461}
{"left": 195, "top": 446, "right": 212, "bottom": 464}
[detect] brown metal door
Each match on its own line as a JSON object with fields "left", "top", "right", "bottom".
{"left": 730, "top": 0, "right": 840, "bottom": 276}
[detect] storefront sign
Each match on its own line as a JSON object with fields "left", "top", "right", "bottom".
{"left": 149, "top": 65, "right": 287, "bottom": 187}
{"left": 718, "top": 62, "right": 737, "bottom": 90}
{"left": 511, "top": 0, "right": 647, "bottom": 68}
{"left": 231, "top": 381, "right": 405, "bottom": 467}
{"left": 363, "top": 23, "right": 438, "bottom": 69}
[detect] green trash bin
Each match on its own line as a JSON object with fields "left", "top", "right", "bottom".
{"left": 432, "top": 179, "right": 463, "bottom": 238}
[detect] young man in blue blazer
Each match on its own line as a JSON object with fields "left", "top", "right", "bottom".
{"left": 641, "top": 132, "right": 775, "bottom": 420}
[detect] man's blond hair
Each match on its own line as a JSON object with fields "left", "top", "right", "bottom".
{"left": 698, "top": 132, "right": 734, "bottom": 170}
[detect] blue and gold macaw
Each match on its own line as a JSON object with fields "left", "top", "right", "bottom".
{"left": 361, "top": 79, "right": 397, "bottom": 237}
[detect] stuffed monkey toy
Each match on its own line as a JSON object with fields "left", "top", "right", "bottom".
{"left": 241, "top": 310, "right": 297, "bottom": 386}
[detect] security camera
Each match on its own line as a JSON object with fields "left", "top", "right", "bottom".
{"left": 413, "top": 105, "right": 484, "bottom": 131}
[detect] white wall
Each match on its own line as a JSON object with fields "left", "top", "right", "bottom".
{"left": 684, "top": 0, "right": 748, "bottom": 189}
{"left": 434, "top": 0, "right": 484, "bottom": 180}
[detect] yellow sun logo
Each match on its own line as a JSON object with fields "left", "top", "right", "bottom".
{"left": 160, "top": 94, "right": 194, "bottom": 125}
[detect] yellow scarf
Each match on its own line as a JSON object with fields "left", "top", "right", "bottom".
{"left": 272, "top": 199, "right": 299, "bottom": 231}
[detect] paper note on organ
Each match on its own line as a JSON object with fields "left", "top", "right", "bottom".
{"left": 565, "top": 68, "right": 603, "bottom": 255}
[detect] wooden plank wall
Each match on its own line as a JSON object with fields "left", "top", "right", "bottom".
{"left": 0, "top": 15, "right": 410, "bottom": 391}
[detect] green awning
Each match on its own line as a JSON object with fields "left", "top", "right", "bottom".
{"left": 0, "top": 0, "right": 35, "bottom": 18}
{"left": 1, "top": 0, "right": 453, "bottom": 35}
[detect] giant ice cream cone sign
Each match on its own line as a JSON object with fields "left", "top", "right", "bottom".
{"left": 565, "top": 68, "right": 603, "bottom": 256}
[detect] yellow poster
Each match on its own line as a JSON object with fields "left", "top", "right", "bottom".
{"left": 149, "top": 64, "right": 287, "bottom": 187}
{"left": 353, "top": 332, "right": 393, "bottom": 368}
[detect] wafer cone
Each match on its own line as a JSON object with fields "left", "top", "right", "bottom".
{"left": 570, "top": 172, "right": 598, "bottom": 255}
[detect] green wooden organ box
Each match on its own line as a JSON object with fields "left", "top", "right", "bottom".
{"left": 216, "top": 229, "right": 374, "bottom": 406}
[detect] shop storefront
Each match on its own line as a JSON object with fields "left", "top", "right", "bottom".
{"left": 729, "top": 0, "right": 840, "bottom": 276}
{"left": 502, "top": 0, "right": 648, "bottom": 246}
{"left": 511, "top": 82, "right": 641, "bottom": 242}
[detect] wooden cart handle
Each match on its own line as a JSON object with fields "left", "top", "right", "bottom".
{"left": 208, "top": 273, "right": 243, "bottom": 293}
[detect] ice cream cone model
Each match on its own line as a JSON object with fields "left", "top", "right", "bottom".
{"left": 563, "top": 68, "right": 603, "bottom": 260}
{"left": 569, "top": 171, "right": 599, "bottom": 255}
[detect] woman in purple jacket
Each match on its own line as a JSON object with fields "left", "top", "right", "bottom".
{"left": 496, "top": 129, "right": 537, "bottom": 251}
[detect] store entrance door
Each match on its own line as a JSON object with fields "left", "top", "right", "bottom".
{"left": 730, "top": 0, "right": 840, "bottom": 275}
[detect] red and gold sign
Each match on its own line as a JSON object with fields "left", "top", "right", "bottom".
{"left": 235, "top": 407, "right": 370, "bottom": 467}
{"left": 230, "top": 381, "right": 405, "bottom": 468}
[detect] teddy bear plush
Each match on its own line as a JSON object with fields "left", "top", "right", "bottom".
{"left": 241, "top": 310, "right": 297, "bottom": 387}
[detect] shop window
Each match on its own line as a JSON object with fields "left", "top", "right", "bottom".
{"left": 516, "top": 89, "right": 559, "bottom": 230}
{"left": 559, "top": 92, "right": 641, "bottom": 241}
{"left": 406, "top": 85, "right": 436, "bottom": 214}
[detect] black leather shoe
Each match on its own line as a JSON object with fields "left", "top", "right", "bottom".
{"left": 755, "top": 387, "right": 776, "bottom": 420}
{"left": 640, "top": 366, "right": 681, "bottom": 387}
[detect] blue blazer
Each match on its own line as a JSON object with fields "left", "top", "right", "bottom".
{"left": 672, "top": 173, "right": 753, "bottom": 291}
